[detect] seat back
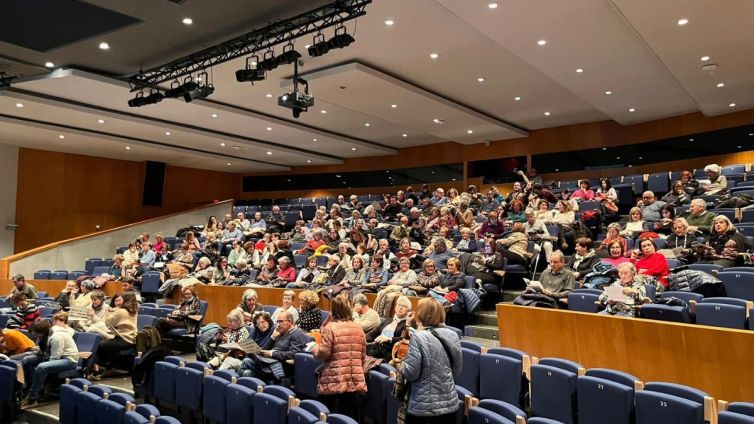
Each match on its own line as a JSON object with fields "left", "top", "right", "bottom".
{"left": 123, "top": 411, "right": 151, "bottom": 424}
{"left": 530, "top": 363, "right": 579, "bottom": 424}
{"left": 153, "top": 361, "right": 178, "bottom": 403}
{"left": 577, "top": 375, "right": 635, "bottom": 424}
{"left": 719, "top": 411, "right": 754, "bottom": 424}
{"left": 96, "top": 398, "right": 126, "bottom": 424}
{"left": 635, "top": 390, "right": 704, "bottom": 424}
{"left": 225, "top": 383, "right": 256, "bottom": 424}
{"left": 476, "top": 399, "right": 526, "bottom": 422}
{"left": 141, "top": 272, "right": 162, "bottom": 295}
{"left": 253, "top": 392, "right": 288, "bottom": 424}
{"left": 75, "top": 390, "right": 101, "bottom": 424}
{"left": 58, "top": 383, "right": 82, "bottom": 424}
{"left": 51, "top": 270, "right": 69, "bottom": 280}
{"left": 73, "top": 332, "right": 101, "bottom": 372}
{"left": 288, "top": 407, "right": 320, "bottom": 424}
{"left": 568, "top": 292, "right": 600, "bottom": 313}
{"left": 326, "top": 414, "right": 359, "bottom": 424}
{"left": 695, "top": 303, "right": 747, "bottom": 329}
{"left": 174, "top": 366, "right": 204, "bottom": 411}
{"left": 660, "top": 291, "right": 704, "bottom": 304}
{"left": 479, "top": 353, "right": 523, "bottom": 408}
{"left": 293, "top": 352, "right": 320, "bottom": 399}
{"left": 203, "top": 375, "right": 230, "bottom": 423}
{"left": 467, "top": 407, "right": 513, "bottom": 424}
{"left": 720, "top": 272, "right": 754, "bottom": 301}
{"left": 456, "top": 347, "right": 481, "bottom": 396}
{"left": 34, "top": 270, "right": 51, "bottom": 280}
{"left": 640, "top": 304, "right": 691, "bottom": 323}
{"left": 365, "top": 370, "right": 389, "bottom": 423}
{"left": 460, "top": 340, "right": 484, "bottom": 352}
{"left": 687, "top": 263, "right": 724, "bottom": 275}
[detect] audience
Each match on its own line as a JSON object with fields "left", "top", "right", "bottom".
{"left": 631, "top": 238, "right": 670, "bottom": 288}
{"left": 597, "top": 262, "right": 651, "bottom": 317}
{"left": 352, "top": 293, "right": 380, "bottom": 333}
{"left": 8, "top": 275, "right": 38, "bottom": 300}
{"left": 238, "top": 310, "right": 307, "bottom": 381}
{"left": 297, "top": 290, "right": 323, "bottom": 332}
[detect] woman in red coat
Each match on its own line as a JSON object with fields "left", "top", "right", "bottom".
{"left": 313, "top": 293, "right": 367, "bottom": 417}
{"left": 631, "top": 238, "right": 670, "bottom": 288}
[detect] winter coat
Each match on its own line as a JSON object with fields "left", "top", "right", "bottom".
{"left": 315, "top": 320, "right": 367, "bottom": 395}
{"left": 668, "top": 269, "right": 722, "bottom": 292}
{"left": 401, "top": 326, "right": 462, "bottom": 417}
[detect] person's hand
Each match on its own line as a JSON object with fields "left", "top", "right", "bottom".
{"left": 374, "top": 335, "right": 389, "bottom": 343}
{"left": 86, "top": 309, "right": 95, "bottom": 318}
{"left": 406, "top": 311, "right": 416, "bottom": 324}
{"left": 607, "top": 299, "right": 616, "bottom": 305}
{"left": 259, "top": 350, "right": 272, "bottom": 357}
{"left": 271, "top": 329, "right": 282, "bottom": 340}
{"left": 630, "top": 249, "right": 641, "bottom": 260}
{"left": 572, "top": 271, "right": 580, "bottom": 279}
{"left": 622, "top": 288, "right": 637, "bottom": 296}
{"left": 542, "top": 289, "right": 552, "bottom": 296}
{"left": 687, "top": 226, "right": 698, "bottom": 233}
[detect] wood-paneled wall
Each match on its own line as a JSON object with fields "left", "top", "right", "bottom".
{"left": 14, "top": 148, "right": 239, "bottom": 253}
{"left": 496, "top": 304, "right": 754, "bottom": 404}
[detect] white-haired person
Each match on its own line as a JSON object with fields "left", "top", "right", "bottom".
{"left": 598, "top": 262, "right": 651, "bottom": 317}
{"left": 701, "top": 164, "right": 727, "bottom": 195}
{"left": 206, "top": 309, "right": 250, "bottom": 371}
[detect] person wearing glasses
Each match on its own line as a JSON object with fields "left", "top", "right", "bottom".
{"left": 637, "top": 191, "right": 666, "bottom": 222}
{"left": 237, "top": 310, "right": 308, "bottom": 381}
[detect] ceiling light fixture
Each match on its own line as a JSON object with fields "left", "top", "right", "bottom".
{"left": 537, "top": 40, "right": 547, "bottom": 46}
{"left": 98, "top": 119, "right": 105, "bottom": 123}
{"left": 602, "top": 147, "right": 608, "bottom": 151}
{"left": 384, "top": 19, "right": 394, "bottom": 26}
{"left": 45, "top": 62, "right": 55, "bottom": 68}
{"left": 488, "top": 2, "right": 499, "bottom": 9}
{"left": 266, "top": 127, "right": 272, "bottom": 131}
{"left": 266, "top": 93, "right": 273, "bottom": 98}
{"left": 364, "top": 123, "right": 370, "bottom": 127}
{"left": 390, "top": 104, "right": 397, "bottom": 108}
{"left": 351, "top": 147, "right": 357, "bottom": 151}
{"left": 729, "top": 102, "right": 736, "bottom": 107}
{"left": 320, "top": 110, "right": 327, "bottom": 114}
{"left": 227, "top": 162, "right": 232, "bottom": 166}
{"left": 477, "top": 77, "right": 485, "bottom": 82}
{"left": 677, "top": 18, "right": 689, "bottom": 26}
{"left": 701, "top": 56, "right": 710, "bottom": 62}
{"left": 628, "top": 108, "right": 635, "bottom": 112}
{"left": 313, "top": 138, "right": 318, "bottom": 142}
{"left": 125, "top": 146, "right": 131, "bottom": 150}
{"left": 432, "top": 118, "right": 445, "bottom": 125}
{"left": 58, "top": 135, "right": 65, "bottom": 139}
{"left": 576, "top": 68, "right": 583, "bottom": 73}
{"left": 276, "top": 42, "right": 302, "bottom": 66}
{"left": 402, "top": 133, "right": 407, "bottom": 137}
{"left": 99, "top": 42, "right": 110, "bottom": 50}
{"left": 430, "top": 53, "right": 439, "bottom": 59}
{"left": 266, "top": 151, "right": 272, "bottom": 155}
{"left": 716, "top": 82, "right": 725, "bottom": 88}
{"left": 165, "top": 131, "right": 171, "bottom": 136}
{"left": 604, "top": 90, "right": 612, "bottom": 95}
{"left": 544, "top": 111, "right": 551, "bottom": 116}
{"left": 514, "top": 96, "right": 521, "bottom": 101}
{"left": 467, "top": 130, "right": 473, "bottom": 134}
{"left": 220, "top": 142, "right": 226, "bottom": 147}
{"left": 128, "top": 89, "right": 165, "bottom": 107}
{"left": 307, "top": 160, "right": 312, "bottom": 163}
{"left": 236, "top": 56, "right": 265, "bottom": 84}
{"left": 327, "top": 24, "right": 356, "bottom": 49}
{"left": 307, "top": 32, "right": 330, "bottom": 57}
{"left": 15, "top": 102, "right": 23, "bottom": 108}
{"left": 182, "top": 17, "right": 193, "bottom": 25}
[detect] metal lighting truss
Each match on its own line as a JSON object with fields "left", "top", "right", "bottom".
{"left": 125, "top": 0, "right": 371, "bottom": 91}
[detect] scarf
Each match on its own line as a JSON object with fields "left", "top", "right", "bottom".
{"left": 573, "top": 249, "right": 596, "bottom": 269}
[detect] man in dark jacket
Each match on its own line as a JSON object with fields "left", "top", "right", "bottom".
{"left": 237, "top": 310, "right": 308, "bottom": 381}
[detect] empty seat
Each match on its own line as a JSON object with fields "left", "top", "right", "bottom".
{"left": 635, "top": 382, "right": 712, "bottom": 424}
{"left": 647, "top": 173, "right": 670, "bottom": 194}
{"left": 577, "top": 368, "right": 639, "bottom": 424}
{"left": 364, "top": 370, "right": 389, "bottom": 424}
{"left": 174, "top": 366, "right": 204, "bottom": 414}
{"left": 326, "top": 414, "right": 359, "bottom": 424}
{"left": 687, "top": 263, "right": 724, "bottom": 275}
{"left": 225, "top": 383, "right": 256, "bottom": 424}
{"left": 456, "top": 347, "right": 481, "bottom": 396}
{"left": 719, "top": 411, "right": 754, "bottom": 424}
{"left": 51, "top": 270, "right": 69, "bottom": 280}
{"left": 152, "top": 361, "right": 179, "bottom": 404}
{"left": 293, "top": 352, "right": 320, "bottom": 399}
{"left": 530, "top": 358, "right": 583, "bottom": 424}
{"left": 479, "top": 353, "right": 524, "bottom": 408}
{"left": 720, "top": 272, "right": 754, "bottom": 301}
{"left": 467, "top": 407, "right": 512, "bottom": 424}
{"left": 567, "top": 292, "right": 600, "bottom": 313}
{"left": 659, "top": 291, "right": 704, "bottom": 304}
{"left": 203, "top": 374, "right": 231, "bottom": 423}
{"left": 722, "top": 164, "right": 746, "bottom": 175}
{"left": 33, "top": 270, "right": 51, "bottom": 280}
{"left": 695, "top": 302, "right": 747, "bottom": 329}
{"left": 96, "top": 398, "right": 127, "bottom": 424}
{"left": 253, "top": 385, "right": 295, "bottom": 424}
{"left": 75, "top": 390, "right": 101, "bottom": 424}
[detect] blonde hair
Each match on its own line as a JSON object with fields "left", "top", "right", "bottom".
{"left": 299, "top": 290, "right": 319, "bottom": 306}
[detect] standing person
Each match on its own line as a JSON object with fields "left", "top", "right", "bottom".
{"left": 20, "top": 312, "right": 79, "bottom": 409}
{"left": 397, "top": 298, "right": 462, "bottom": 424}
{"left": 313, "top": 294, "right": 367, "bottom": 417}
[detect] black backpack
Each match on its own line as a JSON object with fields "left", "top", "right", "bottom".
{"left": 131, "top": 345, "right": 173, "bottom": 399}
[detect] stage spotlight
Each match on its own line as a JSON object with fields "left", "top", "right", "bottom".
{"left": 182, "top": 72, "right": 214, "bottom": 102}
{"left": 308, "top": 33, "right": 330, "bottom": 57}
{"left": 257, "top": 50, "right": 278, "bottom": 72}
{"left": 236, "top": 56, "right": 265, "bottom": 84}
{"left": 128, "top": 89, "right": 164, "bottom": 107}
{"left": 276, "top": 43, "right": 301, "bottom": 66}
{"left": 164, "top": 77, "right": 198, "bottom": 99}
{"left": 328, "top": 25, "right": 355, "bottom": 49}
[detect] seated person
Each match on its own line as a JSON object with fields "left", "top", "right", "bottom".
{"left": 395, "top": 237, "right": 418, "bottom": 259}
{"left": 248, "top": 311, "right": 275, "bottom": 347}
{"left": 236, "top": 288, "right": 264, "bottom": 324}
{"left": 428, "top": 257, "right": 466, "bottom": 306}
{"left": 6, "top": 293, "right": 40, "bottom": 330}
{"left": 597, "top": 223, "right": 628, "bottom": 257}
{"left": 497, "top": 222, "right": 530, "bottom": 267}
{"left": 69, "top": 279, "right": 96, "bottom": 310}
{"left": 237, "top": 310, "right": 308, "bottom": 381}
{"left": 515, "top": 251, "right": 574, "bottom": 308}
{"left": 638, "top": 191, "right": 666, "bottom": 222}
{"left": 701, "top": 164, "right": 727, "bottom": 195}
{"left": 287, "top": 255, "right": 322, "bottom": 289}
{"left": 156, "top": 285, "right": 201, "bottom": 335}
{"left": 566, "top": 237, "right": 600, "bottom": 282}
{"left": 454, "top": 228, "right": 476, "bottom": 253}
{"left": 0, "top": 327, "right": 36, "bottom": 360}
{"left": 205, "top": 310, "right": 250, "bottom": 371}
{"left": 427, "top": 238, "right": 454, "bottom": 270}
{"left": 652, "top": 204, "right": 676, "bottom": 235}
{"left": 297, "top": 290, "right": 323, "bottom": 333}
{"left": 571, "top": 180, "right": 595, "bottom": 201}
{"left": 319, "top": 254, "right": 347, "bottom": 287}
{"left": 361, "top": 256, "right": 389, "bottom": 292}
{"left": 620, "top": 207, "right": 647, "bottom": 238}
{"left": 7, "top": 275, "right": 37, "bottom": 300}
{"left": 665, "top": 218, "right": 695, "bottom": 261}
{"left": 695, "top": 215, "right": 753, "bottom": 268}
{"left": 365, "top": 296, "right": 415, "bottom": 360}
{"left": 631, "top": 238, "right": 670, "bottom": 288}
{"left": 271, "top": 290, "right": 300, "bottom": 324}
{"left": 601, "top": 240, "right": 631, "bottom": 268}
{"left": 506, "top": 200, "right": 527, "bottom": 224}
{"left": 598, "top": 262, "right": 651, "bottom": 317}
{"left": 414, "top": 258, "right": 442, "bottom": 294}
{"left": 386, "top": 257, "right": 418, "bottom": 292}
{"left": 20, "top": 312, "right": 79, "bottom": 409}
{"left": 352, "top": 294, "right": 380, "bottom": 334}
{"left": 464, "top": 236, "right": 505, "bottom": 288}
{"left": 543, "top": 200, "right": 576, "bottom": 226}
{"left": 524, "top": 211, "right": 554, "bottom": 261}
{"left": 54, "top": 280, "right": 79, "bottom": 310}
{"left": 661, "top": 181, "right": 691, "bottom": 207}
{"left": 341, "top": 256, "right": 368, "bottom": 290}
{"left": 684, "top": 199, "right": 716, "bottom": 234}
{"left": 475, "top": 210, "right": 506, "bottom": 239}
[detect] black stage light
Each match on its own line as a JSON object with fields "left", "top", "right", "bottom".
{"left": 183, "top": 84, "right": 214, "bottom": 102}
{"left": 128, "top": 90, "right": 164, "bottom": 107}
{"left": 236, "top": 56, "right": 265, "bottom": 84}
{"left": 164, "top": 78, "right": 198, "bottom": 99}
{"left": 307, "top": 33, "right": 330, "bottom": 57}
{"left": 276, "top": 43, "right": 301, "bottom": 66}
{"left": 328, "top": 26, "right": 355, "bottom": 49}
{"left": 257, "top": 50, "right": 278, "bottom": 72}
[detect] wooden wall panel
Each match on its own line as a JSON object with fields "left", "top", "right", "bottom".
{"left": 14, "top": 149, "right": 237, "bottom": 253}
{"left": 497, "top": 304, "right": 754, "bottom": 403}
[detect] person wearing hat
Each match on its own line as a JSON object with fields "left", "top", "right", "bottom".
{"left": 702, "top": 164, "right": 727, "bottom": 195}
{"left": 70, "top": 280, "right": 96, "bottom": 309}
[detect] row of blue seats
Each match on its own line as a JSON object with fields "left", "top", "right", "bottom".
{"left": 148, "top": 357, "right": 356, "bottom": 424}
{"left": 454, "top": 341, "right": 754, "bottom": 424}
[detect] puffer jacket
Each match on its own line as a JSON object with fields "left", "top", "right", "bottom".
{"left": 315, "top": 320, "right": 367, "bottom": 395}
{"left": 401, "top": 326, "right": 462, "bottom": 417}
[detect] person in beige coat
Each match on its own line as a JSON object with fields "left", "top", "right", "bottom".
{"left": 314, "top": 293, "right": 367, "bottom": 418}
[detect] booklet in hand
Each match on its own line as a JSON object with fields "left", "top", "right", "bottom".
{"left": 219, "top": 338, "right": 261, "bottom": 355}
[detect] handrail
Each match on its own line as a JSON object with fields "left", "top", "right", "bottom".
{"left": 0, "top": 199, "right": 233, "bottom": 279}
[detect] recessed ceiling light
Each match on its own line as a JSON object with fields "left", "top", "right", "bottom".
{"left": 320, "top": 110, "right": 327, "bottom": 114}
{"left": 677, "top": 18, "right": 689, "bottom": 26}
{"left": 604, "top": 90, "right": 612, "bottom": 95}
{"left": 488, "top": 2, "right": 499, "bottom": 9}
{"left": 554, "top": 168, "right": 559, "bottom": 172}
{"left": 165, "top": 131, "right": 171, "bottom": 136}
{"left": 514, "top": 96, "right": 521, "bottom": 101}
{"left": 729, "top": 103, "right": 736, "bottom": 107}
{"left": 266, "top": 151, "right": 272, "bottom": 155}
{"left": 616, "top": 156, "right": 621, "bottom": 160}
{"left": 537, "top": 40, "right": 547, "bottom": 46}
{"left": 700, "top": 56, "right": 710, "bottom": 62}
{"left": 544, "top": 111, "right": 551, "bottom": 116}
{"left": 220, "top": 142, "right": 226, "bottom": 147}
{"left": 402, "top": 133, "right": 407, "bottom": 137}
{"left": 576, "top": 68, "right": 584, "bottom": 73}
{"left": 364, "top": 123, "right": 371, "bottom": 127}
{"left": 430, "top": 53, "right": 439, "bottom": 59}
{"left": 45, "top": 61, "right": 55, "bottom": 68}
{"left": 432, "top": 118, "right": 445, "bottom": 125}
{"left": 182, "top": 17, "right": 193, "bottom": 25}
{"left": 99, "top": 42, "right": 110, "bottom": 50}
{"left": 266, "top": 127, "right": 272, "bottom": 131}
{"left": 689, "top": 138, "right": 695, "bottom": 141}
{"left": 58, "top": 134, "right": 65, "bottom": 139}
{"left": 477, "top": 77, "right": 485, "bottom": 82}
{"left": 737, "top": 145, "right": 743, "bottom": 149}
{"left": 749, "top": 133, "right": 753, "bottom": 136}
{"left": 97, "top": 119, "right": 105, "bottom": 123}
{"left": 265, "top": 93, "right": 272, "bottom": 98}
{"left": 716, "top": 82, "right": 725, "bottom": 88}
{"left": 227, "top": 162, "right": 232, "bottom": 166}
{"left": 602, "top": 147, "right": 607, "bottom": 151}
{"left": 390, "top": 104, "right": 397, "bottom": 108}
{"left": 313, "top": 138, "right": 318, "bottom": 142}
{"left": 384, "top": 19, "right": 394, "bottom": 26}
{"left": 336, "top": 174, "right": 341, "bottom": 178}
{"left": 125, "top": 146, "right": 131, "bottom": 150}
{"left": 351, "top": 147, "right": 357, "bottom": 151}
{"left": 467, "top": 130, "right": 473, "bottom": 134}
{"left": 211, "top": 113, "right": 218, "bottom": 118}
{"left": 307, "top": 159, "right": 312, "bottom": 163}
{"left": 304, "top": 44, "right": 311, "bottom": 49}
{"left": 628, "top": 108, "right": 635, "bottom": 112}
{"left": 15, "top": 102, "right": 23, "bottom": 108}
